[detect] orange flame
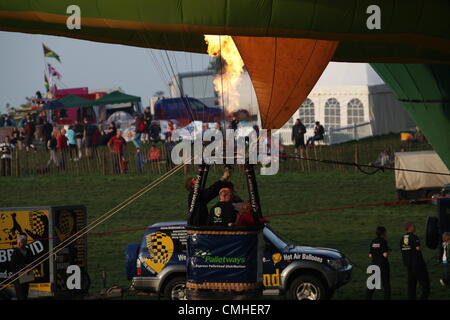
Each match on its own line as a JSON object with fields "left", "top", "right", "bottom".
{"left": 204, "top": 35, "right": 244, "bottom": 114}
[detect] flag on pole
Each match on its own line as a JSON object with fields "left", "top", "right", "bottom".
{"left": 47, "top": 63, "right": 62, "bottom": 80}
{"left": 43, "top": 44, "right": 61, "bottom": 62}
{"left": 44, "top": 74, "right": 49, "bottom": 92}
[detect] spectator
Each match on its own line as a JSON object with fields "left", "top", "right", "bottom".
{"left": 306, "top": 121, "right": 325, "bottom": 147}
{"left": 149, "top": 121, "right": 161, "bottom": 144}
{"left": 166, "top": 120, "right": 175, "bottom": 142}
{"left": 0, "top": 136, "right": 14, "bottom": 176}
{"left": 165, "top": 131, "right": 175, "bottom": 169}
{"left": 9, "top": 235, "right": 33, "bottom": 300}
{"left": 133, "top": 114, "right": 145, "bottom": 149}
{"left": 143, "top": 107, "right": 153, "bottom": 143}
{"left": 372, "top": 148, "right": 394, "bottom": 167}
{"left": 92, "top": 125, "right": 100, "bottom": 157}
{"left": 57, "top": 128, "right": 69, "bottom": 169}
{"left": 10, "top": 127, "right": 21, "bottom": 149}
{"left": 208, "top": 187, "right": 238, "bottom": 227}
{"left": 23, "top": 117, "right": 37, "bottom": 152}
{"left": 84, "top": 118, "right": 96, "bottom": 158}
{"left": 5, "top": 115, "right": 16, "bottom": 127}
{"left": 73, "top": 119, "right": 85, "bottom": 159}
{"left": 42, "top": 119, "right": 53, "bottom": 151}
{"left": 66, "top": 125, "right": 77, "bottom": 160}
{"left": 229, "top": 116, "right": 239, "bottom": 130}
{"left": 103, "top": 121, "right": 117, "bottom": 145}
{"left": 292, "top": 119, "right": 306, "bottom": 154}
{"left": 18, "top": 116, "right": 26, "bottom": 128}
{"left": 108, "top": 130, "right": 127, "bottom": 174}
{"left": 47, "top": 129, "right": 59, "bottom": 168}
{"left": 120, "top": 156, "right": 128, "bottom": 174}
{"left": 0, "top": 114, "right": 5, "bottom": 127}
{"left": 412, "top": 127, "right": 427, "bottom": 143}
{"left": 440, "top": 232, "right": 450, "bottom": 287}
{"left": 135, "top": 148, "right": 145, "bottom": 174}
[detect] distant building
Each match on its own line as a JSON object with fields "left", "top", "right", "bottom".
{"left": 280, "top": 63, "right": 416, "bottom": 144}
{"left": 157, "top": 63, "right": 415, "bottom": 144}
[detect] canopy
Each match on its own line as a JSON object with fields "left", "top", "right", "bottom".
{"left": 42, "top": 95, "right": 94, "bottom": 110}
{"left": 94, "top": 91, "right": 141, "bottom": 105}
{"left": 0, "top": 1, "right": 449, "bottom": 63}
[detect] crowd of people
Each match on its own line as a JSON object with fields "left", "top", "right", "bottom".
{"left": 0, "top": 107, "right": 172, "bottom": 175}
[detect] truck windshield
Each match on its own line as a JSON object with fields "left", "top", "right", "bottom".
{"left": 263, "top": 226, "right": 290, "bottom": 250}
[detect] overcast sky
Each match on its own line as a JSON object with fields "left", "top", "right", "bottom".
{"left": 0, "top": 31, "right": 211, "bottom": 113}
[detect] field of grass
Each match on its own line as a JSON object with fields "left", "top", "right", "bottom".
{"left": 1, "top": 165, "right": 447, "bottom": 300}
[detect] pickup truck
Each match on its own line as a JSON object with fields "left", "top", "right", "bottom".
{"left": 125, "top": 221, "right": 352, "bottom": 300}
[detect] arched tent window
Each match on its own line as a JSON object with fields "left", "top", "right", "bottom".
{"left": 347, "top": 98, "right": 364, "bottom": 125}
{"left": 299, "top": 98, "right": 315, "bottom": 128}
{"left": 324, "top": 98, "right": 340, "bottom": 128}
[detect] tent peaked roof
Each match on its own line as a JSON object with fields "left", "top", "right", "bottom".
{"left": 95, "top": 91, "right": 141, "bottom": 105}
{"left": 42, "top": 95, "right": 94, "bottom": 110}
{"left": 58, "top": 95, "right": 95, "bottom": 108}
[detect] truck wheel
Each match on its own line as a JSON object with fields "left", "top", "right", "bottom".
{"left": 288, "top": 275, "right": 328, "bottom": 300}
{"left": 163, "top": 276, "right": 186, "bottom": 300}
{"left": 425, "top": 216, "right": 440, "bottom": 249}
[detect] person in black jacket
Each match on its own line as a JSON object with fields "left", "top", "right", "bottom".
{"left": 400, "top": 222, "right": 430, "bottom": 300}
{"left": 306, "top": 121, "right": 325, "bottom": 147}
{"left": 366, "top": 226, "right": 391, "bottom": 300}
{"left": 292, "top": 119, "right": 306, "bottom": 153}
{"left": 208, "top": 187, "right": 238, "bottom": 227}
{"left": 187, "top": 167, "right": 233, "bottom": 226}
{"left": 42, "top": 119, "right": 53, "bottom": 151}
{"left": 9, "top": 235, "right": 33, "bottom": 300}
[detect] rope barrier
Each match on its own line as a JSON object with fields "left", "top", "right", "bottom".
{"left": 285, "top": 154, "right": 450, "bottom": 176}
{"left": 2, "top": 196, "right": 448, "bottom": 246}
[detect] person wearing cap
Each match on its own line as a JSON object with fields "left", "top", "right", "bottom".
{"left": 400, "top": 222, "right": 430, "bottom": 300}
{"left": 9, "top": 235, "right": 33, "bottom": 300}
{"left": 366, "top": 226, "right": 391, "bottom": 300}
{"left": 208, "top": 187, "right": 239, "bottom": 227}
{"left": 187, "top": 167, "right": 233, "bottom": 226}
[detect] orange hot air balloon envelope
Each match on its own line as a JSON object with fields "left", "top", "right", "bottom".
{"left": 233, "top": 37, "right": 338, "bottom": 130}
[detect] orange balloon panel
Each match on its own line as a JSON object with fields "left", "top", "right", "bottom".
{"left": 233, "top": 36, "right": 338, "bottom": 129}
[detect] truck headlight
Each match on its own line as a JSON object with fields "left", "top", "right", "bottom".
{"left": 327, "top": 258, "right": 344, "bottom": 270}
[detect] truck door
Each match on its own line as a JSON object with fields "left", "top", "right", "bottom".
{"left": 262, "top": 237, "right": 282, "bottom": 288}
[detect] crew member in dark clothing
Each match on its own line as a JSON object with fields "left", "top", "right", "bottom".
{"left": 9, "top": 235, "right": 33, "bottom": 300}
{"left": 208, "top": 187, "right": 238, "bottom": 227}
{"left": 187, "top": 168, "right": 233, "bottom": 226}
{"left": 400, "top": 222, "right": 430, "bottom": 300}
{"left": 366, "top": 226, "right": 391, "bottom": 300}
